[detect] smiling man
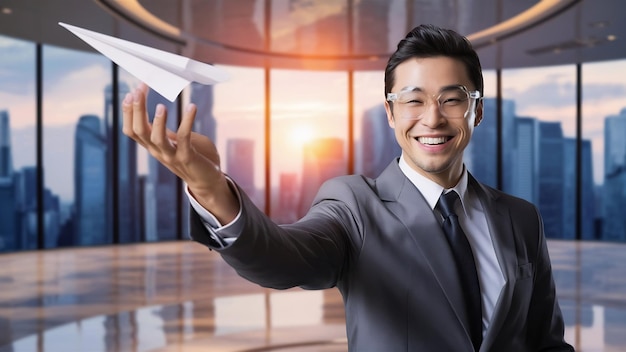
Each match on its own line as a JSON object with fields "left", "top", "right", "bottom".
{"left": 123, "top": 24, "right": 574, "bottom": 351}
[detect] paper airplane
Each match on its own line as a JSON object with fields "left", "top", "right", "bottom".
{"left": 59, "top": 22, "right": 229, "bottom": 102}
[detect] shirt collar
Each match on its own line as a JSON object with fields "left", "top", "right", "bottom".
{"left": 398, "top": 153, "right": 469, "bottom": 215}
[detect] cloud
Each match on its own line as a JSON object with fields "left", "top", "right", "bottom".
{"left": 504, "top": 77, "right": 626, "bottom": 110}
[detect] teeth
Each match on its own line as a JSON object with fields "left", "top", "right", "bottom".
{"left": 418, "top": 137, "right": 447, "bottom": 145}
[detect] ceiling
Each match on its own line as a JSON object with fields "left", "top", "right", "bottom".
{"left": 0, "top": 0, "right": 624, "bottom": 71}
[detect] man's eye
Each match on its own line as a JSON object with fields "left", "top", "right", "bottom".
{"left": 441, "top": 98, "right": 462, "bottom": 105}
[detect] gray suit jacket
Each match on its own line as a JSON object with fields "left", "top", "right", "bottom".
{"left": 190, "top": 161, "right": 574, "bottom": 351}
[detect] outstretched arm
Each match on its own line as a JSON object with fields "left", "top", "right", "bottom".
{"left": 121, "top": 84, "right": 239, "bottom": 224}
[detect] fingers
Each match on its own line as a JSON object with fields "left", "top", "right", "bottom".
{"left": 150, "top": 104, "right": 176, "bottom": 156}
{"left": 176, "top": 103, "right": 197, "bottom": 158}
{"left": 131, "top": 88, "right": 151, "bottom": 138}
{"left": 121, "top": 92, "right": 135, "bottom": 139}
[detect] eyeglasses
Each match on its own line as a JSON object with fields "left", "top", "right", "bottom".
{"left": 386, "top": 85, "right": 481, "bottom": 120}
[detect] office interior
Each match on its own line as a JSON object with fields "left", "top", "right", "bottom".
{"left": 1, "top": 0, "right": 626, "bottom": 351}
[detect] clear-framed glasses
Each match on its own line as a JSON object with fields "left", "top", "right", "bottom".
{"left": 386, "top": 85, "right": 481, "bottom": 120}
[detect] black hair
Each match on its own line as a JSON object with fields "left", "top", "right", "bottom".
{"left": 384, "top": 24, "right": 483, "bottom": 97}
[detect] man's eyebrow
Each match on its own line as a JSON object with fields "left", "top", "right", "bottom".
{"left": 398, "top": 84, "right": 465, "bottom": 93}
{"left": 398, "top": 86, "right": 423, "bottom": 92}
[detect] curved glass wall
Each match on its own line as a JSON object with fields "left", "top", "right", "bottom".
{"left": 1, "top": 35, "right": 626, "bottom": 251}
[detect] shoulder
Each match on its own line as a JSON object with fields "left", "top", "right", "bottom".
{"left": 309, "top": 175, "right": 376, "bottom": 209}
{"left": 472, "top": 179, "right": 539, "bottom": 214}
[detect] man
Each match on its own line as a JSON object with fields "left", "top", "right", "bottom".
{"left": 123, "top": 24, "right": 574, "bottom": 351}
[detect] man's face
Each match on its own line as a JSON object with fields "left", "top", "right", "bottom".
{"left": 384, "top": 56, "right": 483, "bottom": 188}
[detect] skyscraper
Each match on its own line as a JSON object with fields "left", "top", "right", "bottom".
{"left": 0, "top": 110, "right": 16, "bottom": 251}
{"left": 16, "top": 166, "right": 37, "bottom": 249}
{"left": 603, "top": 109, "right": 626, "bottom": 241}
{"left": 501, "top": 99, "right": 517, "bottom": 193}
{"left": 359, "top": 104, "right": 400, "bottom": 179}
{"left": 538, "top": 121, "right": 564, "bottom": 239}
{"left": 74, "top": 114, "right": 107, "bottom": 245}
{"left": 190, "top": 82, "right": 217, "bottom": 142}
{"left": 581, "top": 139, "right": 596, "bottom": 240}
{"left": 468, "top": 98, "right": 497, "bottom": 188}
{"left": 105, "top": 82, "right": 138, "bottom": 243}
{"left": 0, "top": 110, "right": 12, "bottom": 178}
{"left": 298, "top": 137, "right": 346, "bottom": 217}
{"left": 512, "top": 117, "right": 539, "bottom": 204}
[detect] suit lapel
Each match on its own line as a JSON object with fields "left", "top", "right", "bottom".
{"left": 377, "top": 161, "right": 471, "bottom": 335}
{"left": 468, "top": 175, "right": 518, "bottom": 350}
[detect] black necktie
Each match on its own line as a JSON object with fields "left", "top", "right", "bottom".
{"left": 437, "top": 191, "right": 483, "bottom": 351}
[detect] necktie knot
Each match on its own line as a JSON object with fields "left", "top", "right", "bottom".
{"left": 438, "top": 191, "right": 460, "bottom": 219}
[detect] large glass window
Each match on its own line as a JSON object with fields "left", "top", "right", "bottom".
{"left": 212, "top": 65, "right": 266, "bottom": 211}
{"left": 270, "top": 69, "right": 348, "bottom": 223}
{"left": 583, "top": 59, "right": 626, "bottom": 242}
{"left": 0, "top": 35, "right": 36, "bottom": 251}
{"left": 502, "top": 65, "right": 577, "bottom": 239}
{"left": 42, "top": 45, "right": 111, "bottom": 248}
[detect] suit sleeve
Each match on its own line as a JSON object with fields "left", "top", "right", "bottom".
{"left": 189, "top": 178, "right": 359, "bottom": 290}
{"left": 526, "top": 206, "right": 575, "bottom": 351}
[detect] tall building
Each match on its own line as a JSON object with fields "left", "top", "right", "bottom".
{"left": 0, "top": 177, "right": 16, "bottom": 251}
{"left": 0, "top": 110, "right": 16, "bottom": 251}
{"left": 0, "top": 110, "right": 12, "bottom": 177}
{"left": 603, "top": 109, "right": 626, "bottom": 241}
{"left": 226, "top": 138, "right": 256, "bottom": 199}
{"left": 538, "top": 121, "right": 564, "bottom": 239}
{"left": 512, "top": 117, "right": 539, "bottom": 204}
{"left": 105, "top": 82, "right": 138, "bottom": 243}
{"left": 74, "top": 114, "right": 107, "bottom": 245}
{"left": 468, "top": 98, "right": 497, "bottom": 187}
{"left": 16, "top": 166, "right": 38, "bottom": 249}
{"left": 562, "top": 138, "right": 597, "bottom": 240}
{"left": 298, "top": 137, "right": 346, "bottom": 217}
{"left": 499, "top": 99, "right": 517, "bottom": 193}
{"left": 358, "top": 104, "right": 400, "bottom": 179}
{"left": 190, "top": 82, "right": 217, "bottom": 142}
{"left": 146, "top": 90, "right": 179, "bottom": 241}
{"left": 581, "top": 140, "right": 596, "bottom": 240}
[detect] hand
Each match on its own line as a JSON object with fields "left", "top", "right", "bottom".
{"left": 122, "top": 84, "right": 239, "bottom": 223}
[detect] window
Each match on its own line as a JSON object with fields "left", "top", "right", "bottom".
{"left": 502, "top": 65, "right": 577, "bottom": 239}
{"left": 0, "top": 35, "right": 36, "bottom": 251}
{"left": 42, "top": 45, "right": 111, "bottom": 247}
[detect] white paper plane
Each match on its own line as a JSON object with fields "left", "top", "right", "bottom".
{"left": 59, "top": 22, "right": 229, "bottom": 102}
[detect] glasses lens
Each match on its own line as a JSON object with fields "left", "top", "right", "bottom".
{"left": 395, "top": 91, "right": 428, "bottom": 119}
{"left": 438, "top": 88, "right": 470, "bottom": 119}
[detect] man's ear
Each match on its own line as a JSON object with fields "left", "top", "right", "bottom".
{"left": 474, "top": 99, "right": 484, "bottom": 127}
{"left": 384, "top": 101, "right": 395, "bottom": 128}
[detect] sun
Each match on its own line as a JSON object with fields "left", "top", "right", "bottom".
{"left": 289, "top": 125, "right": 315, "bottom": 146}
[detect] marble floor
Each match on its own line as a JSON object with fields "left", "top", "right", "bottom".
{"left": 0, "top": 240, "right": 625, "bottom": 352}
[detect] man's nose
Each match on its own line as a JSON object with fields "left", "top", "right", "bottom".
{"left": 419, "top": 101, "right": 446, "bottom": 127}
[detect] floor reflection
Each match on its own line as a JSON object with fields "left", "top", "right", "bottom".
{"left": 0, "top": 240, "right": 624, "bottom": 351}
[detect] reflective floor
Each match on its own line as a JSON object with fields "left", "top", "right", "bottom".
{"left": 0, "top": 240, "right": 625, "bottom": 351}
